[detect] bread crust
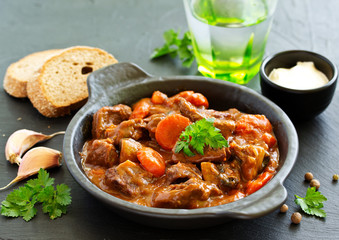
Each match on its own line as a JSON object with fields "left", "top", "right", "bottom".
{"left": 3, "top": 69, "right": 27, "bottom": 97}
{"left": 27, "top": 46, "right": 118, "bottom": 118}
{"left": 3, "top": 49, "right": 62, "bottom": 98}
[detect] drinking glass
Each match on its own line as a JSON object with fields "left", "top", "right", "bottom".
{"left": 183, "top": 0, "right": 278, "bottom": 84}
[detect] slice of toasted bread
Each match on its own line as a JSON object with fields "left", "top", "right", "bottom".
{"left": 3, "top": 49, "right": 62, "bottom": 98}
{"left": 26, "top": 46, "right": 118, "bottom": 118}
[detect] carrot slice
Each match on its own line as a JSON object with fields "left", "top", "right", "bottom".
{"left": 137, "top": 147, "right": 165, "bottom": 177}
{"left": 245, "top": 171, "right": 273, "bottom": 195}
{"left": 236, "top": 115, "right": 272, "bottom": 134}
{"left": 179, "top": 91, "right": 209, "bottom": 108}
{"left": 167, "top": 91, "right": 209, "bottom": 108}
{"left": 130, "top": 98, "right": 151, "bottom": 119}
{"left": 155, "top": 114, "right": 191, "bottom": 150}
{"left": 151, "top": 91, "right": 168, "bottom": 104}
{"left": 262, "top": 133, "right": 277, "bottom": 148}
{"left": 187, "top": 93, "right": 209, "bottom": 108}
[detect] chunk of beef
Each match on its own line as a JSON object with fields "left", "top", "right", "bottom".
{"left": 201, "top": 161, "right": 240, "bottom": 191}
{"left": 105, "top": 160, "right": 153, "bottom": 198}
{"left": 92, "top": 105, "right": 132, "bottom": 139}
{"left": 219, "top": 161, "right": 241, "bottom": 187}
{"left": 172, "top": 147, "right": 229, "bottom": 164}
{"left": 214, "top": 118, "right": 236, "bottom": 140}
{"left": 151, "top": 178, "right": 222, "bottom": 209}
{"left": 106, "top": 118, "right": 146, "bottom": 145}
{"left": 179, "top": 97, "right": 241, "bottom": 122}
{"left": 81, "top": 139, "right": 118, "bottom": 168}
{"left": 148, "top": 105, "right": 173, "bottom": 116}
{"left": 144, "top": 113, "right": 166, "bottom": 139}
{"left": 178, "top": 97, "right": 206, "bottom": 122}
{"left": 206, "top": 108, "right": 242, "bottom": 121}
{"left": 119, "top": 138, "right": 142, "bottom": 163}
{"left": 103, "top": 124, "right": 117, "bottom": 138}
{"left": 179, "top": 98, "right": 236, "bottom": 139}
{"left": 165, "top": 162, "right": 202, "bottom": 184}
{"left": 230, "top": 142, "right": 266, "bottom": 181}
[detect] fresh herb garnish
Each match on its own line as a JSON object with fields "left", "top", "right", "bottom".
{"left": 150, "top": 29, "right": 195, "bottom": 68}
{"left": 1, "top": 169, "right": 71, "bottom": 221}
{"left": 175, "top": 118, "right": 229, "bottom": 156}
{"left": 294, "top": 187, "right": 327, "bottom": 218}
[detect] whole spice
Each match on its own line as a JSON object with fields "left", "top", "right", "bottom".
{"left": 280, "top": 204, "right": 288, "bottom": 213}
{"left": 5, "top": 129, "right": 65, "bottom": 165}
{"left": 310, "top": 179, "right": 320, "bottom": 190}
{"left": 304, "top": 172, "right": 313, "bottom": 182}
{"left": 291, "top": 212, "right": 302, "bottom": 224}
{"left": 0, "top": 147, "right": 62, "bottom": 190}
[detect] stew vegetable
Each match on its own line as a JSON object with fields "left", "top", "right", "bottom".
{"left": 81, "top": 90, "right": 279, "bottom": 209}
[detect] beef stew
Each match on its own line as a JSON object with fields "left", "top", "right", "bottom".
{"left": 81, "top": 90, "right": 279, "bottom": 209}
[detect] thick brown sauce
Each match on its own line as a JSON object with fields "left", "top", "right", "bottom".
{"left": 81, "top": 91, "right": 279, "bottom": 209}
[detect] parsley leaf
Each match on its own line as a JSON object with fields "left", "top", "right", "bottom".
{"left": 175, "top": 118, "right": 229, "bottom": 156}
{"left": 1, "top": 169, "right": 71, "bottom": 221}
{"left": 294, "top": 187, "right": 327, "bottom": 218}
{"left": 21, "top": 199, "right": 37, "bottom": 222}
{"left": 1, "top": 200, "right": 21, "bottom": 217}
{"left": 38, "top": 183, "right": 72, "bottom": 220}
{"left": 56, "top": 184, "right": 72, "bottom": 206}
{"left": 1, "top": 186, "right": 38, "bottom": 221}
{"left": 151, "top": 29, "right": 195, "bottom": 68}
{"left": 25, "top": 168, "right": 54, "bottom": 192}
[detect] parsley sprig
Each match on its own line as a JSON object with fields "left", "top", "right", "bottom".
{"left": 1, "top": 169, "right": 71, "bottom": 221}
{"left": 150, "top": 29, "right": 195, "bottom": 68}
{"left": 175, "top": 118, "right": 229, "bottom": 157}
{"left": 294, "top": 187, "right": 327, "bottom": 218}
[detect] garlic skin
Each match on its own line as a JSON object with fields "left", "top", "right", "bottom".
{"left": 5, "top": 129, "right": 65, "bottom": 165}
{"left": 0, "top": 147, "right": 62, "bottom": 190}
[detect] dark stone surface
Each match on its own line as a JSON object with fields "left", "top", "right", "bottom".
{"left": 0, "top": 0, "right": 338, "bottom": 239}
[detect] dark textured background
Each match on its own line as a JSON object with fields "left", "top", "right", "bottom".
{"left": 0, "top": 0, "right": 338, "bottom": 239}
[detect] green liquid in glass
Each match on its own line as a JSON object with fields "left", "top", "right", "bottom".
{"left": 185, "top": 0, "right": 272, "bottom": 84}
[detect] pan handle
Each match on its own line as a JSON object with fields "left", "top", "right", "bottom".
{"left": 86, "top": 62, "right": 152, "bottom": 102}
{"left": 223, "top": 182, "right": 287, "bottom": 219}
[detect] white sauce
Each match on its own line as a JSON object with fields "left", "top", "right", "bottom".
{"left": 268, "top": 61, "right": 329, "bottom": 90}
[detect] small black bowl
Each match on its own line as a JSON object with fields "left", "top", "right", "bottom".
{"left": 260, "top": 50, "right": 338, "bottom": 121}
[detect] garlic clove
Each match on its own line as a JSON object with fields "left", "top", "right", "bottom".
{"left": 5, "top": 129, "right": 65, "bottom": 165}
{"left": 0, "top": 147, "right": 62, "bottom": 191}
